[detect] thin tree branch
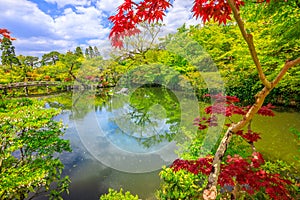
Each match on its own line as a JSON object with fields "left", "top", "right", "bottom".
{"left": 272, "top": 57, "right": 300, "bottom": 87}
{"left": 227, "top": 0, "right": 271, "bottom": 89}
{"left": 247, "top": 120, "right": 256, "bottom": 152}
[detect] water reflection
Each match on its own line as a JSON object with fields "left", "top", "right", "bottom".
{"left": 71, "top": 86, "right": 199, "bottom": 173}
{"left": 105, "top": 87, "right": 182, "bottom": 152}
{"left": 52, "top": 109, "right": 160, "bottom": 200}
{"left": 41, "top": 89, "right": 300, "bottom": 199}
{"left": 44, "top": 87, "right": 199, "bottom": 199}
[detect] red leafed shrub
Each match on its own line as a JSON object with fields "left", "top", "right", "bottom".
{"left": 64, "top": 77, "right": 72, "bottom": 82}
{"left": 187, "top": 94, "right": 292, "bottom": 199}
{"left": 257, "top": 103, "right": 276, "bottom": 116}
{"left": 44, "top": 75, "right": 51, "bottom": 81}
{"left": 194, "top": 93, "right": 276, "bottom": 131}
{"left": 171, "top": 156, "right": 213, "bottom": 175}
{"left": 193, "top": 115, "right": 218, "bottom": 129}
{"left": 171, "top": 153, "right": 292, "bottom": 200}
{"left": 236, "top": 130, "right": 261, "bottom": 143}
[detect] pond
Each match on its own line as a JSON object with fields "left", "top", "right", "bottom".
{"left": 39, "top": 88, "right": 300, "bottom": 200}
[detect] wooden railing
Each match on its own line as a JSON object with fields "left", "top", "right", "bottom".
{"left": 0, "top": 81, "right": 62, "bottom": 89}
{"left": 0, "top": 81, "right": 115, "bottom": 96}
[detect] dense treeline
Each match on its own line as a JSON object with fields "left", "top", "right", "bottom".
{"left": 1, "top": 1, "right": 299, "bottom": 107}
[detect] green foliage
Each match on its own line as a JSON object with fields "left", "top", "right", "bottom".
{"left": 75, "top": 46, "right": 84, "bottom": 57}
{"left": 0, "top": 98, "right": 71, "bottom": 199}
{"left": 0, "top": 67, "right": 25, "bottom": 84}
{"left": 290, "top": 127, "right": 300, "bottom": 141}
{"left": 0, "top": 37, "right": 20, "bottom": 68}
{"left": 100, "top": 188, "right": 139, "bottom": 200}
{"left": 157, "top": 167, "right": 207, "bottom": 200}
{"left": 166, "top": 2, "right": 299, "bottom": 106}
{"left": 41, "top": 51, "right": 61, "bottom": 66}
{"left": 176, "top": 129, "right": 208, "bottom": 160}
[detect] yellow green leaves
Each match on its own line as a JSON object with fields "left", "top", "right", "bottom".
{"left": 100, "top": 188, "right": 139, "bottom": 200}
{"left": 0, "top": 98, "right": 71, "bottom": 199}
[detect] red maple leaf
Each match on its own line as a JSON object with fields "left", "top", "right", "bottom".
{"left": 0, "top": 28, "right": 16, "bottom": 42}
{"left": 257, "top": 103, "right": 275, "bottom": 116}
{"left": 236, "top": 130, "right": 261, "bottom": 143}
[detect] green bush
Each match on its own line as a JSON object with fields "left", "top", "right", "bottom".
{"left": 0, "top": 98, "right": 71, "bottom": 199}
{"left": 100, "top": 188, "right": 139, "bottom": 200}
{"left": 157, "top": 167, "right": 207, "bottom": 200}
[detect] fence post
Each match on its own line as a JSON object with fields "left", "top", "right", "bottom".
{"left": 24, "top": 86, "right": 28, "bottom": 96}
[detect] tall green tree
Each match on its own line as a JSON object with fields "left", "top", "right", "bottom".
{"left": 94, "top": 46, "right": 101, "bottom": 57}
{"left": 0, "top": 37, "right": 19, "bottom": 69}
{"left": 84, "top": 48, "right": 89, "bottom": 58}
{"left": 75, "top": 46, "right": 84, "bottom": 57}
{"left": 88, "top": 46, "right": 95, "bottom": 58}
{"left": 41, "top": 51, "right": 60, "bottom": 65}
{"left": 59, "top": 51, "right": 84, "bottom": 84}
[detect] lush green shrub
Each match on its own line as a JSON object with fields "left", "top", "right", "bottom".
{"left": 0, "top": 98, "right": 71, "bottom": 199}
{"left": 100, "top": 188, "right": 139, "bottom": 200}
{"left": 157, "top": 167, "right": 207, "bottom": 200}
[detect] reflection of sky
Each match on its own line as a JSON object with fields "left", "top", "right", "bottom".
{"left": 96, "top": 104, "right": 172, "bottom": 153}
{"left": 44, "top": 110, "right": 161, "bottom": 200}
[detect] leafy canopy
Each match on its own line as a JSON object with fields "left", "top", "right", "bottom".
{"left": 109, "top": 0, "right": 270, "bottom": 48}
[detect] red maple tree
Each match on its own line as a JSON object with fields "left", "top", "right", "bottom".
{"left": 187, "top": 94, "right": 292, "bottom": 199}
{"left": 109, "top": 0, "right": 268, "bottom": 48}
{"left": 109, "top": 0, "right": 300, "bottom": 199}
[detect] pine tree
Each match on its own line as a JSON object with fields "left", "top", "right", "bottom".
{"left": 0, "top": 37, "right": 19, "bottom": 69}
{"left": 88, "top": 46, "right": 95, "bottom": 58}
{"left": 94, "top": 46, "right": 101, "bottom": 57}
{"left": 85, "top": 48, "right": 89, "bottom": 58}
{"left": 75, "top": 46, "right": 84, "bottom": 57}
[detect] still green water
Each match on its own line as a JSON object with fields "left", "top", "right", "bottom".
{"left": 254, "top": 110, "right": 300, "bottom": 170}
{"left": 40, "top": 88, "right": 299, "bottom": 199}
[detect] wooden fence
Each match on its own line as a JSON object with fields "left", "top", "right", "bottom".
{"left": 0, "top": 81, "right": 67, "bottom": 96}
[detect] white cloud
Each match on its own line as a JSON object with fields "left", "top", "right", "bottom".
{"left": 0, "top": 0, "right": 112, "bottom": 57}
{"left": 0, "top": 0, "right": 200, "bottom": 57}
{"left": 14, "top": 37, "right": 75, "bottom": 57}
{"left": 163, "top": 0, "right": 200, "bottom": 34}
{"left": 44, "top": 0, "right": 90, "bottom": 8}
{"left": 0, "top": 0, "right": 55, "bottom": 37}
{"left": 95, "top": 0, "right": 123, "bottom": 14}
{"left": 53, "top": 6, "right": 106, "bottom": 39}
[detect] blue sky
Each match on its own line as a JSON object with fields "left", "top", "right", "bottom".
{"left": 0, "top": 0, "right": 199, "bottom": 57}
